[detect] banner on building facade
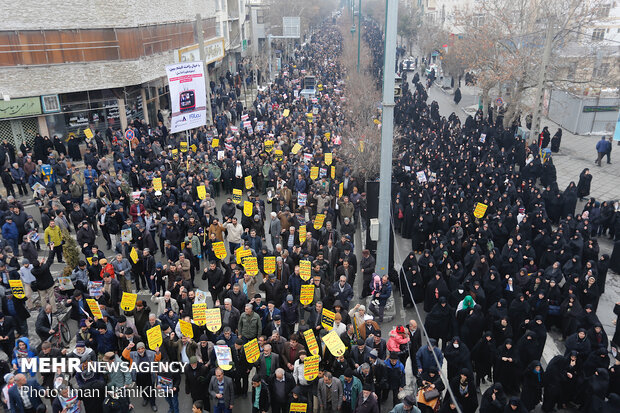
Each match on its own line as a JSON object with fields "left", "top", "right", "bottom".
{"left": 166, "top": 62, "right": 207, "bottom": 133}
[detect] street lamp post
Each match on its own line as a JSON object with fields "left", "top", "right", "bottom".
{"left": 357, "top": 0, "right": 361, "bottom": 73}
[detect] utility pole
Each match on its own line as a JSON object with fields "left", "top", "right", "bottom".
{"left": 357, "top": 0, "right": 361, "bottom": 72}
{"left": 530, "top": 23, "right": 554, "bottom": 139}
{"left": 268, "top": 34, "right": 273, "bottom": 82}
{"left": 376, "top": 0, "right": 398, "bottom": 276}
{"left": 194, "top": 14, "right": 213, "bottom": 126}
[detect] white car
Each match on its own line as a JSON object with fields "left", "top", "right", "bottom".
{"left": 402, "top": 58, "right": 415, "bottom": 71}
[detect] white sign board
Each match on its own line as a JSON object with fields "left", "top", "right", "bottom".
{"left": 283, "top": 17, "right": 301, "bottom": 38}
{"left": 166, "top": 62, "right": 207, "bottom": 133}
{"left": 175, "top": 37, "right": 226, "bottom": 65}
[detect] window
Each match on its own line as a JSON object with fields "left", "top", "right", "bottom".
{"left": 256, "top": 9, "right": 265, "bottom": 24}
{"left": 592, "top": 28, "right": 605, "bottom": 41}
{"left": 593, "top": 63, "right": 610, "bottom": 78}
{"left": 41, "top": 95, "right": 60, "bottom": 113}
{"left": 598, "top": 4, "right": 611, "bottom": 17}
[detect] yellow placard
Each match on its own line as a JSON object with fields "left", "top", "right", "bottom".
{"left": 152, "top": 177, "right": 162, "bottom": 191}
{"left": 300, "top": 284, "right": 314, "bottom": 306}
{"left": 236, "top": 247, "right": 252, "bottom": 264}
{"left": 244, "top": 338, "right": 261, "bottom": 363}
{"left": 300, "top": 260, "right": 312, "bottom": 281}
{"left": 283, "top": 109, "right": 290, "bottom": 117}
{"left": 306, "top": 113, "right": 313, "bottom": 123}
{"left": 212, "top": 138, "right": 219, "bottom": 148}
{"left": 317, "top": 84, "right": 323, "bottom": 91}
{"left": 290, "top": 403, "right": 308, "bottom": 413}
{"left": 86, "top": 298, "right": 103, "bottom": 319}
{"left": 338, "top": 182, "right": 343, "bottom": 198}
{"left": 331, "top": 166, "right": 335, "bottom": 179}
{"left": 232, "top": 188, "right": 242, "bottom": 204}
{"left": 146, "top": 325, "right": 163, "bottom": 350}
{"left": 245, "top": 176, "right": 253, "bottom": 189}
{"left": 299, "top": 225, "right": 307, "bottom": 244}
{"left": 263, "top": 256, "right": 276, "bottom": 274}
{"left": 130, "top": 247, "right": 139, "bottom": 264}
{"left": 9, "top": 280, "right": 25, "bottom": 299}
{"left": 303, "top": 355, "right": 320, "bottom": 381}
{"left": 473, "top": 202, "right": 488, "bottom": 219}
{"left": 321, "top": 308, "right": 335, "bottom": 330}
{"left": 264, "top": 140, "right": 274, "bottom": 153}
{"left": 324, "top": 153, "right": 332, "bottom": 166}
{"left": 291, "top": 143, "right": 302, "bottom": 155}
{"left": 179, "top": 319, "right": 194, "bottom": 338}
{"left": 242, "top": 256, "right": 259, "bottom": 276}
{"left": 84, "top": 128, "right": 94, "bottom": 139}
{"left": 212, "top": 241, "right": 227, "bottom": 260}
{"left": 192, "top": 303, "right": 207, "bottom": 326}
{"left": 171, "top": 149, "right": 178, "bottom": 156}
{"left": 205, "top": 308, "right": 222, "bottom": 332}
{"left": 120, "top": 292, "right": 137, "bottom": 311}
{"left": 197, "top": 185, "right": 207, "bottom": 200}
{"left": 191, "top": 144, "right": 197, "bottom": 152}
{"left": 322, "top": 330, "right": 346, "bottom": 356}
{"left": 86, "top": 257, "right": 93, "bottom": 265}
{"left": 303, "top": 328, "right": 319, "bottom": 356}
{"left": 243, "top": 201, "right": 253, "bottom": 217}
{"left": 313, "top": 214, "right": 325, "bottom": 230}
{"left": 324, "top": 132, "right": 331, "bottom": 139}
{"left": 275, "top": 149, "right": 283, "bottom": 161}
{"left": 310, "top": 166, "right": 319, "bottom": 180}
{"left": 180, "top": 141, "right": 188, "bottom": 152}
{"left": 359, "top": 141, "right": 365, "bottom": 152}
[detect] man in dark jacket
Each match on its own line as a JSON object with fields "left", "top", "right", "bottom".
{"left": 31, "top": 249, "right": 57, "bottom": 312}
{"left": 250, "top": 375, "right": 270, "bottom": 413}
{"left": 0, "top": 311, "right": 17, "bottom": 355}
{"left": 35, "top": 304, "right": 55, "bottom": 342}
{"left": 268, "top": 368, "right": 296, "bottom": 413}
{"left": 184, "top": 356, "right": 207, "bottom": 403}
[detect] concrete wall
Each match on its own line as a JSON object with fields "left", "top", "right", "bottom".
{"left": 0, "top": 0, "right": 216, "bottom": 30}
{"left": 0, "top": 52, "right": 177, "bottom": 97}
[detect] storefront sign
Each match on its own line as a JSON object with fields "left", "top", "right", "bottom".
{"left": 0, "top": 97, "right": 42, "bottom": 119}
{"left": 176, "top": 37, "right": 226, "bottom": 65}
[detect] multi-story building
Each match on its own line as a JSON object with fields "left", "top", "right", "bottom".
{"left": 0, "top": 0, "right": 225, "bottom": 148}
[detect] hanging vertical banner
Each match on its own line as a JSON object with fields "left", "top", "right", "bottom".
{"left": 166, "top": 62, "right": 207, "bottom": 133}
{"left": 232, "top": 188, "right": 242, "bottom": 204}
{"left": 299, "top": 225, "right": 307, "bottom": 243}
{"left": 300, "top": 260, "right": 312, "bottom": 281}
{"left": 263, "top": 256, "right": 276, "bottom": 274}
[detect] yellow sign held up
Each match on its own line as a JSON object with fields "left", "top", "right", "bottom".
{"left": 86, "top": 298, "right": 103, "bottom": 319}
{"left": 212, "top": 241, "right": 227, "bottom": 260}
{"left": 120, "top": 292, "right": 137, "bottom": 311}
{"left": 321, "top": 308, "right": 336, "bottom": 330}
{"left": 263, "top": 256, "right": 276, "bottom": 274}
{"left": 291, "top": 143, "right": 302, "bottom": 155}
{"left": 152, "top": 177, "right": 162, "bottom": 192}
{"left": 130, "top": 247, "right": 139, "bottom": 264}
{"left": 313, "top": 214, "right": 325, "bottom": 230}
{"left": 473, "top": 202, "right": 488, "bottom": 219}
{"left": 300, "top": 284, "right": 314, "bottom": 305}
{"left": 324, "top": 153, "right": 332, "bottom": 166}
{"left": 205, "top": 308, "right": 222, "bottom": 332}
{"left": 180, "top": 141, "right": 188, "bottom": 152}
{"left": 290, "top": 403, "right": 308, "bottom": 413}
{"left": 338, "top": 183, "right": 344, "bottom": 198}
{"left": 84, "top": 128, "right": 94, "bottom": 139}
{"left": 243, "top": 201, "right": 253, "bottom": 217}
{"left": 310, "top": 166, "right": 319, "bottom": 180}
{"left": 244, "top": 338, "right": 261, "bottom": 363}
{"left": 9, "top": 280, "right": 25, "bottom": 299}
{"left": 303, "top": 328, "right": 319, "bottom": 356}
{"left": 283, "top": 109, "right": 290, "bottom": 117}
{"left": 236, "top": 247, "right": 252, "bottom": 264}
{"left": 264, "top": 140, "right": 274, "bottom": 153}
{"left": 245, "top": 176, "right": 253, "bottom": 189}
{"left": 322, "top": 330, "right": 346, "bottom": 356}
{"left": 300, "top": 260, "right": 312, "bottom": 281}
{"left": 192, "top": 303, "right": 207, "bottom": 326}
{"left": 232, "top": 188, "right": 242, "bottom": 204}
{"left": 179, "top": 319, "right": 193, "bottom": 338}
{"left": 242, "top": 256, "right": 259, "bottom": 276}
{"left": 303, "top": 355, "right": 320, "bottom": 381}
{"left": 212, "top": 138, "right": 219, "bottom": 148}
{"left": 197, "top": 185, "right": 207, "bottom": 200}
{"left": 299, "top": 225, "right": 307, "bottom": 244}
{"left": 331, "top": 166, "right": 335, "bottom": 179}
{"left": 146, "top": 325, "right": 163, "bottom": 350}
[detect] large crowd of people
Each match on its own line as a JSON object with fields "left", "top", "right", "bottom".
{"left": 0, "top": 13, "right": 618, "bottom": 413}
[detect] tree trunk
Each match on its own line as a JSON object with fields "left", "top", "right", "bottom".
{"left": 482, "top": 88, "right": 490, "bottom": 118}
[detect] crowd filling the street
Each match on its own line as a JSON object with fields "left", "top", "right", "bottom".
{"left": 0, "top": 11, "right": 619, "bottom": 413}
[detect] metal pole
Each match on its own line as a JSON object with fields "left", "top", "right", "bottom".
{"left": 268, "top": 34, "right": 273, "bottom": 82}
{"left": 357, "top": 0, "right": 361, "bottom": 73}
{"left": 376, "top": 0, "right": 398, "bottom": 275}
{"left": 194, "top": 14, "right": 213, "bottom": 126}
{"left": 530, "top": 24, "right": 553, "bottom": 139}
